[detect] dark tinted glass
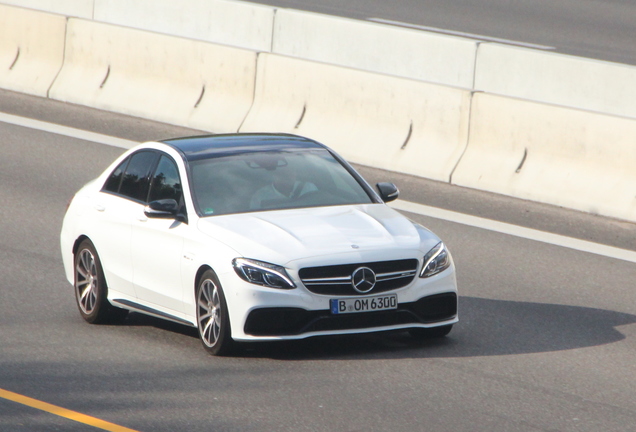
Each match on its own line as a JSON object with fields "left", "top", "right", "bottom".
{"left": 190, "top": 149, "right": 373, "bottom": 216}
{"left": 148, "top": 155, "right": 182, "bottom": 203}
{"left": 119, "top": 151, "right": 157, "bottom": 202}
{"left": 103, "top": 158, "right": 128, "bottom": 193}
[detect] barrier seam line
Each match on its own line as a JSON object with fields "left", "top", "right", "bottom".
{"left": 448, "top": 94, "right": 477, "bottom": 184}
{"left": 0, "top": 388, "right": 140, "bottom": 432}
{"left": 449, "top": 42, "right": 481, "bottom": 184}
{"left": 471, "top": 41, "right": 481, "bottom": 91}
{"left": 237, "top": 52, "right": 261, "bottom": 132}
{"left": 270, "top": 8, "right": 277, "bottom": 53}
{"left": 46, "top": 15, "right": 69, "bottom": 98}
{"left": 1, "top": 111, "right": 635, "bottom": 263}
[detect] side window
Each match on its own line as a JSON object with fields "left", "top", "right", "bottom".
{"left": 118, "top": 151, "right": 158, "bottom": 202}
{"left": 148, "top": 155, "right": 183, "bottom": 203}
{"left": 103, "top": 158, "right": 128, "bottom": 193}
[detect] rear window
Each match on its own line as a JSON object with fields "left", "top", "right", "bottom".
{"left": 102, "top": 151, "right": 158, "bottom": 202}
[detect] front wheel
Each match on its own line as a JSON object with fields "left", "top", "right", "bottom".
{"left": 196, "top": 270, "right": 234, "bottom": 356}
{"left": 409, "top": 324, "right": 453, "bottom": 340}
{"left": 74, "top": 239, "right": 127, "bottom": 324}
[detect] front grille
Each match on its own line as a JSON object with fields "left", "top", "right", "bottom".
{"left": 299, "top": 259, "right": 418, "bottom": 295}
{"left": 244, "top": 292, "right": 457, "bottom": 336}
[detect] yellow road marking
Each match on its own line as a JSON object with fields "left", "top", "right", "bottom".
{"left": 0, "top": 388, "right": 140, "bottom": 432}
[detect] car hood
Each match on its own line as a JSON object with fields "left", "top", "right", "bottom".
{"left": 196, "top": 204, "right": 439, "bottom": 266}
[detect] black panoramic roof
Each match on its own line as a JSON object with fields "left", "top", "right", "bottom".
{"left": 161, "top": 133, "right": 327, "bottom": 161}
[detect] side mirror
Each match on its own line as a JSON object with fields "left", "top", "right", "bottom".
{"left": 376, "top": 182, "right": 399, "bottom": 203}
{"left": 144, "top": 199, "right": 179, "bottom": 219}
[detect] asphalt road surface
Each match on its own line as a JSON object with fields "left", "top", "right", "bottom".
{"left": 253, "top": 0, "right": 636, "bottom": 65}
{"left": 1, "top": 89, "right": 636, "bottom": 431}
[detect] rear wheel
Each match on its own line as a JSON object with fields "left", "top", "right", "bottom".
{"left": 196, "top": 270, "right": 234, "bottom": 356}
{"left": 409, "top": 324, "right": 453, "bottom": 340}
{"left": 74, "top": 239, "right": 128, "bottom": 324}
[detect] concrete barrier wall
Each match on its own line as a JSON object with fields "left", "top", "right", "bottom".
{"left": 49, "top": 19, "right": 257, "bottom": 133}
{"left": 241, "top": 54, "right": 471, "bottom": 182}
{"left": 273, "top": 9, "right": 478, "bottom": 89}
{"left": 452, "top": 93, "right": 636, "bottom": 221}
{"left": 93, "top": 0, "right": 275, "bottom": 52}
{"left": 0, "top": 4, "right": 66, "bottom": 97}
{"left": 0, "top": 0, "right": 93, "bottom": 17}
{"left": 475, "top": 43, "right": 636, "bottom": 119}
{"left": 6, "top": 1, "right": 636, "bottom": 221}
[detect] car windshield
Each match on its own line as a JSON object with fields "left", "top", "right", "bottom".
{"left": 189, "top": 149, "right": 374, "bottom": 216}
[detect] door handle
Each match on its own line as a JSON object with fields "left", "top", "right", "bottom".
{"left": 95, "top": 204, "right": 105, "bottom": 212}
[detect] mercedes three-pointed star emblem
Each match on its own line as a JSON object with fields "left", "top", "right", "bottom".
{"left": 351, "top": 267, "right": 376, "bottom": 293}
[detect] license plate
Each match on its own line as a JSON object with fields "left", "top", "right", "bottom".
{"left": 330, "top": 294, "right": 398, "bottom": 315}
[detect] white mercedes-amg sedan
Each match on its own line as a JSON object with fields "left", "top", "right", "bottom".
{"left": 61, "top": 134, "right": 458, "bottom": 355}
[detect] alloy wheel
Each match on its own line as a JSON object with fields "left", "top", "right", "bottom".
{"left": 75, "top": 248, "right": 98, "bottom": 315}
{"left": 198, "top": 279, "right": 222, "bottom": 347}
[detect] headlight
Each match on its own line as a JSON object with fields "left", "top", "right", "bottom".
{"left": 420, "top": 242, "right": 451, "bottom": 278}
{"left": 232, "top": 258, "right": 296, "bottom": 289}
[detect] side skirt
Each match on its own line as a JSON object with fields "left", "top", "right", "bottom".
{"left": 112, "top": 299, "right": 195, "bottom": 327}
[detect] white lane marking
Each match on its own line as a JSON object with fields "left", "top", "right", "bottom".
{"left": 368, "top": 18, "right": 556, "bottom": 50}
{"left": 391, "top": 200, "right": 636, "bottom": 264}
{"left": 2, "top": 111, "right": 634, "bottom": 263}
{"left": 0, "top": 112, "right": 137, "bottom": 149}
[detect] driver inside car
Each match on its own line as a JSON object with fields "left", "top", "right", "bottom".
{"left": 250, "top": 160, "right": 317, "bottom": 210}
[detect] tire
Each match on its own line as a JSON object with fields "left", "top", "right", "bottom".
{"left": 409, "top": 324, "right": 453, "bottom": 340}
{"left": 196, "top": 270, "right": 234, "bottom": 356}
{"left": 74, "top": 239, "right": 128, "bottom": 324}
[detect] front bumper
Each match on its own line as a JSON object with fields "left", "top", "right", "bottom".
{"left": 220, "top": 262, "right": 458, "bottom": 341}
{"left": 244, "top": 292, "right": 457, "bottom": 336}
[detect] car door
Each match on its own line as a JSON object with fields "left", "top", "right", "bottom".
{"left": 130, "top": 153, "right": 188, "bottom": 314}
{"left": 91, "top": 150, "right": 158, "bottom": 299}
